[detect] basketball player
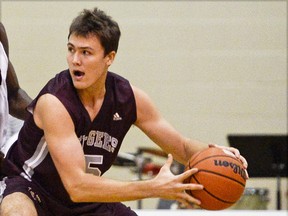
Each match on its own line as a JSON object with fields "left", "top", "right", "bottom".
{"left": 0, "top": 8, "right": 248, "bottom": 216}
{"left": 0, "top": 22, "right": 31, "bottom": 155}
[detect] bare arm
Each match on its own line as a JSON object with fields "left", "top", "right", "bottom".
{"left": 6, "top": 60, "right": 32, "bottom": 120}
{"left": 133, "top": 86, "right": 208, "bottom": 164}
{"left": 34, "top": 94, "right": 203, "bottom": 205}
{"left": 0, "top": 22, "right": 32, "bottom": 120}
{"left": 132, "top": 86, "right": 248, "bottom": 171}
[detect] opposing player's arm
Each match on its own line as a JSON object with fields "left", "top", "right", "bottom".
{"left": 132, "top": 86, "right": 207, "bottom": 164}
{"left": 0, "top": 23, "right": 9, "bottom": 55}
{"left": 6, "top": 60, "right": 32, "bottom": 120}
{"left": 0, "top": 22, "right": 32, "bottom": 120}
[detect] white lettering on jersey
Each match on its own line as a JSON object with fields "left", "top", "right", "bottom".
{"left": 79, "top": 130, "right": 118, "bottom": 153}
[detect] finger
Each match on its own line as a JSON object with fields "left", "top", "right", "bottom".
{"left": 210, "top": 144, "right": 241, "bottom": 158}
{"left": 208, "top": 143, "right": 217, "bottom": 148}
{"left": 239, "top": 155, "right": 248, "bottom": 168}
{"left": 179, "top": 192, "right": 202, "bottom": 206}
{"left": 162, "top": 154, "right": 173, "bottom": 170}
{"left": 187, "top": 195, "right": 201, "bottom": 206}
{"left": 238, "top": 155, "right": 249, "bottom": 179}
{"left": 181, "top": 171, "right": 204, "bottom": 191}
{"left": 244, "top": 169, "right": 249, "bottom": 179}
{"left": 228, "top": 147, "right": 241, "bottom": 158}
{"left": 183, "top": 182, "right": 204, "bottom": 191}
{"left": 177, "top": 199, "right": 192, "bottom": 209}
{"left": 180, "top": 167, "right": 198, "bottom": 181}
{"left": 178, "top": 197, "right": 200, "bottom": 209}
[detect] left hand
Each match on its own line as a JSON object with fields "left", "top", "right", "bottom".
{"left": 209, "top": 144, "right": 249, "bottom": 179}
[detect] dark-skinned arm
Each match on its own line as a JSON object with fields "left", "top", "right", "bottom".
{"left": 0, "top": 22, "right": 32, "bottom": 120}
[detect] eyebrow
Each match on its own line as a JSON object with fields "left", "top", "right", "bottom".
{"left": 67, "top": 42, "right": 94, "bottom": 51}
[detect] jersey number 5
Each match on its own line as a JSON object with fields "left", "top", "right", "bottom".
{"left": 85, "top": 154, "right": 103, "bottom": 176}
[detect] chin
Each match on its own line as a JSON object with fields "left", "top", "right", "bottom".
{"left": 72, "top": 81, "right": 87, "bottom": 90}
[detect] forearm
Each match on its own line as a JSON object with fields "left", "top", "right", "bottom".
{"left": 143, "top": 119, "right": 208, "bottom": 165}
{"left": 67, "top": 174, "right": 154, "bottom": 203}
{"left": 9, "top": 88, "right": 32, "bottom": 120}
{"left": 183, "top": 138, "right": 208, "bottom": 161}
{"left": 7, "top": 61, "right": 32, "bottom": 120}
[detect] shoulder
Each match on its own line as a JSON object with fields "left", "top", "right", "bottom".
{"left": 0, "top": 22, "right": 9, "bottom": 55}
{"left": 39, "top": 70, "right": 72, "bottom": 95}
{"left": 34, "top": 93, "right": 71, "bottom": 129}
{"left": 132, "top": 85, "right": 152, "bottom": 104}
{"left": 0, "top": 22, "right": 5, "bottom": 39}
{"left": 35, "top": 93, "right": 66, "bottom": 115}
{"left": 107, "top": 71, "right": 129, "bottom": 84}
{"left": 29, "top": 70, "right": 73, "bottom": 109}
{"left": 106, "top": 72, "right": 150, "bottom": 105}
{"left": 107, "top": 71, "right": 134, "bottom": 99}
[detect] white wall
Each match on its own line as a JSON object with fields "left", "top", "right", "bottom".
{"left": 1, "top": 0, "right": 287, "bottom": 210}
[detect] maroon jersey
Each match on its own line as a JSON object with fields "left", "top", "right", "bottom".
{"left": 3, "top": 69, "right": 137, "bottom": 207}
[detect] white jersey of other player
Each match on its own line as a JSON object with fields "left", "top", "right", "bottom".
{"left": 0, "top": 42, "right": 9, "bottom": 150}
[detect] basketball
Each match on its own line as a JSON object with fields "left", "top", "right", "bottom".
{"left": 185, "top": 147, "right": 246, "bottom": 210}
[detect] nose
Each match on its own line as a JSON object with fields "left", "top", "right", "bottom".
{"left": 72, "top": 52, "right": 81, "bottom": 65}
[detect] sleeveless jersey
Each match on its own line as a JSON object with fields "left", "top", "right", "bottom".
{"left": 0, "top": 42, "right": 9, "bottom": 149}
{"left": 3, "top": 70, "right": 137, "bottom": 207}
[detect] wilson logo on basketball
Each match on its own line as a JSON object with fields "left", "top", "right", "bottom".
{"left": 214, "top": 159, "right": 246, "bottom": 180}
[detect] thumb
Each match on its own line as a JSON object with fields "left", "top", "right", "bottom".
{"left": 163, "top": 154, "right": 173, "bottom": 169}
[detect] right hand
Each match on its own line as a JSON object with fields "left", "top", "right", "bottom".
{"left": 150, "top": 154, "right": 204, "bottom": 207}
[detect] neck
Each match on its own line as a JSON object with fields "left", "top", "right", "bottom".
{"left": 77, "top": 81, "right": 106, "bottom": 121}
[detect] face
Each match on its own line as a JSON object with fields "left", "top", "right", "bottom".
{"left": 66, "top": 33, "right": 115, "bottom": 91}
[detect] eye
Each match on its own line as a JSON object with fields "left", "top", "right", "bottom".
{"left": 67, "top": 46, "right": 75, "bottom": 53}
{"left": 82, "top": 50, "right": 91, "bottom": 56}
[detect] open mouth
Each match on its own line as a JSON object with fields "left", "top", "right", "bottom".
{"left": 73, "top": 70, "right": 85, "bottom": 78}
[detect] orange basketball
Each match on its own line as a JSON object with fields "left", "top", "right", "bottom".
{"left": 185, "top": 147, "right": 246, "bottom": 210}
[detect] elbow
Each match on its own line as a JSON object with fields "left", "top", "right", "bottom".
{"left": 68, "top": 189, "right": 82, "bottom": 203}
{"left": 63, "top": 180, "right": 85, "bottom": 203}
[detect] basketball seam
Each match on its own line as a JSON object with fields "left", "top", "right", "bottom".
{"left": 197, "top": 169, "right": 246, "bottom": 187}
{"left": 189, "top": 154, "right": 242, "bottom": 168}
{"left": 192, "top": 175, "right": 236, "bottom": 204}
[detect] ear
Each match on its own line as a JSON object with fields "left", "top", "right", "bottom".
{"left": 105, "top": 51, "right": 116, "bottom": 67}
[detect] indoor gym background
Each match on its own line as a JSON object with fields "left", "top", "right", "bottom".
{"left": 0, "top": 0, "right": 286, "bottom": 212}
